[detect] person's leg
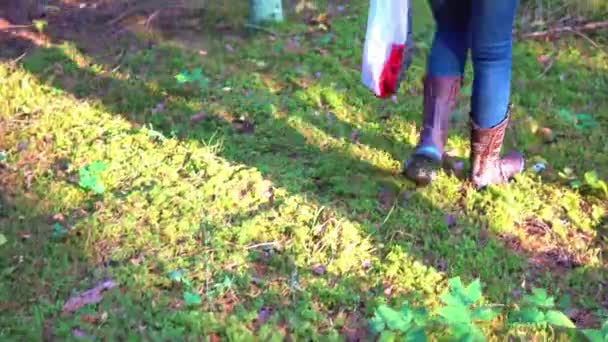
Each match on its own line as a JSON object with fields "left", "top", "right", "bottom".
{"left": 403, "top": 0, "right": 471, "bottom": 185}
{"left": 470, "top": 0, "right": 518, "bottom": 128}
{"left": 468, "top": 0, "right": 524, "bottom": 188}
{"left": 427, "top": 0, "right": 472, "bottom": 77}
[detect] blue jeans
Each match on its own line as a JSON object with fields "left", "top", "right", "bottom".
{"left": 427, "top": 0, "right": 519, "bottom": 128}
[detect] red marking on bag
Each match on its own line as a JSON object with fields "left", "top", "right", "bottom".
{"left": 377, "top": 44, "right": 405, "bottom": 98}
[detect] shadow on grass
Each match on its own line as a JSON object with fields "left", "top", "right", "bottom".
{"left": 1, "top": 0, "right": 607, "bottom": 338}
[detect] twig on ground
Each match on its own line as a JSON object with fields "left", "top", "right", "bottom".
{"left": 537, "top": 58, "right": 555, "bottom": 79}
{"left": 245, "top": 241, "right": 280, "bottom": 250}
{"left": 97, "top": 49, "right": 125, "bottom": 77}
{"left": 567, "top": 27, "right": 603, "bottom": 51}
{"left": 106, "top": 2, "right": 198, "bottom": 26}
{"left": 244, "top": 23, "right": 281, "bottom": 37}
{"left": 11, "top": 52, "right": 28, "bottom": 64}
{"left": 514, "top": 20, "right": 608, "bottom": 40}
{"left": 0, "top": 24, "right": 33, "bottom": 31}
{"left": 144, "top": 10, "right": 161, "bottom": 29}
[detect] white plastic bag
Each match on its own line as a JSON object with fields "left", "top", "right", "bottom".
{"left": 361, "top": 0, "right": 412, "bottom": 98}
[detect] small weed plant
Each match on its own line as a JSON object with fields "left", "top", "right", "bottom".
{"left": 371, "top": 277, "right": 606, "bottom": 341}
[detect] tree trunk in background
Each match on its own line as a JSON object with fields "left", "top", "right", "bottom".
{"left": 249, "top": 0, "right": 283, "bottom": 24}
{"left": 0, "top": 0, "right": 44, "bottom": 24}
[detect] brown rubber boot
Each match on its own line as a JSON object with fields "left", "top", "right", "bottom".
{"left": 403, "top": 75, "right": 462, "bottom": 185}
{"left": 469, "top": 108, "right": 524, "bottom": 189}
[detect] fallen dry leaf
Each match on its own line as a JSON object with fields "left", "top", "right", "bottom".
{"left": 349, "top": 130, "right": 360, "bottom": 144}
{"left": 151, "top": 102, "right": 165, "bottom": 114}
{"left": 377, "top": 187, "right": 395, "bottom": 212}
{"left": 62, "top": 279, "right": 117, "bottom": 314}
{"left": 284, "top": 39, "right": 302, "bottom": 53}
{"left": 232, "top": 118, "right": 255, "bottom": 134}
{"left": 537, "top": 54, "right": 551, "bottom": 65}
{"left": 444, "top": 214, "right": 457, "bottom": 228}
{"left": 190, "top": 112, "right": 208, "bottom": 123}
{"left": 80, "top": 314, "right": 98, "bottom": 325}
{"left": 312, "top": 264, "right": 326, "bottom": 276}
{"left": 255, "top": 307, "right": 272, "bottom": 328}
{"left": 539, "top": 127, "right": 555, "bottom": 143}
{"left": 72, "top": 328, "right": 90, "bottom": 339}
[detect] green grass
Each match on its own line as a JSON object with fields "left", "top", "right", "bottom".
{"left": 0, "top": 1, "right": 607, "bottom": 340}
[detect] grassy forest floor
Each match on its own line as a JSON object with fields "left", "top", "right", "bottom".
{"left": 1, "top": 0, "right": 607, "bottom": 340}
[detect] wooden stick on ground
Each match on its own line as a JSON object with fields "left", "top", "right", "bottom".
{"left": 515, "top": 20, "right": 608, "bottom": 39}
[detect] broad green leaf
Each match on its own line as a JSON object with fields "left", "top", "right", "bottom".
{"left": 377, "top": 305, "right": 411, "bottom": 332}
{"left": 167, "top": 270, "right": 185, "bottom": 282}
{"left": 599, "top": 182, "right": 608, "bottom": 196}
{"left": 405, "top": 328, "right": 427, "bottom": 342}
{"left": 581, "top": 330, "right": 604, "bottom": 342}
{"left": 524, "top": 288, "right": 554, "bottom": 308}
{"left": 448, "top": 277, "right": 465, "bottom": 292}
{"left": 0, "top": 151, "right": 6, "bottom": 162}
{"left": 191, "top": 68, "right": 203, "bottom": 79}
{"left": 558, "top": 109, "right": 576, "bottom": 123}
{"left": 91, "top": 183, "right": 105, "bottom": 194}
{"left": 183, "top": 291, "right": 202, "bottom": 306}
{"left": 273, "top": 42, "right": 284, "bottom": 53}
{"left": 198, "top": 78, "right": 209, "bottom": 89}
{"left": 413, "top": 308, "right": 429, "bottom": 326}
{"left": 79, "top": 162, "right": 106, "bottom": 194}
{"left": 52, "top": 223, "right": 69, "bottom": 238}
{"left": 399, "top": 305, "right": 414, "bottom": 323}
{"left": 575, "top": 113, "right": 597, "bottom": 130}
{"left": 558, "top": 294, "right": 572, "bottom": 309}
{"left": 449, "top": 323, "right": 484, "bottom": 342}
{"left": 0, "top": 233, "right": 6, "bottom": 246}
{"left": 370, "top": 312, "right": 386, "bottom": 334}
{"left": 510, "top": 307, "right": 545, "bottom": 325}
{"left": 464, "top": 279, "right": 483, "bottom": 304}
{"left": 319, "top": 33, "right": 333, "bottom": 45}
{"left": 584, "top": 171, "right": 599, "bottom": 185}
{"left": 441, "top": 291, "right": 468, "bottom": 307}
{"left": 175, "top": 71, "right": 191, "bottom": 84}
{"left": 545, "top": 310, "right": 575, "bottom": 328}
{"left": 471, "top": 306, "right": 499, "bottom": 322}
{"left": 443, "top": 277, "right": 483, "bottom": 307}
{"left": 571, "top": 180, "right": 583, "bottom": 189}
{"left": 88, "top": 161, "right": 107, "bottom": 173}
{"left": 378, "top": 330, "right": 397, "bottom": 342}
{"left": 438, "top": 305, "right": 471, "bottom": 324}
{"left": 33, "top": 19, "right": 48, "bottom": 33}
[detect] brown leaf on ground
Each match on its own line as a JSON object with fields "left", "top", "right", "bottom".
{"left": 349, "top": 129, "right": 360, "bottom": 144}
{"left": 528, "top": 248, "right": 586, "bottom": 270}
{"left": 80, "top": 314, "right": 98, "bottom": 325}
{"left": 62, "top": 279, "right": 117, "bottom": 314}
{"left": 377, "top": 187, "right": 396, "bottom": 213}
{"left": 568, "top": 308, "right": 600, "bottom": 329}
{"left": 341, "top": 313, "right": 368, "bottom": 342}
{"left": 444, "top": 214, "right": 457, "bottom": 229}
{"left": 284, "top": 38, "right": 302, "bottom": 54}
{"left": 232, "top": 118, "right": 254, "bottom": 134}
{"left": 520, "top": 217, "right": 552, "bottom": 236}
{"left": 190, "top": 112, "right": 207, "bottom": 123}
{"left": 500, "top": 230, "right": 589, "bottom": 273}
{"left": 312, "top": 264, "right": 326, "bottom": 276}
{"left": 255, "top": 307, "right": 272, "bottom": 328}
{"left": 308, "top": 12, "right": 332, "bottom": 28}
